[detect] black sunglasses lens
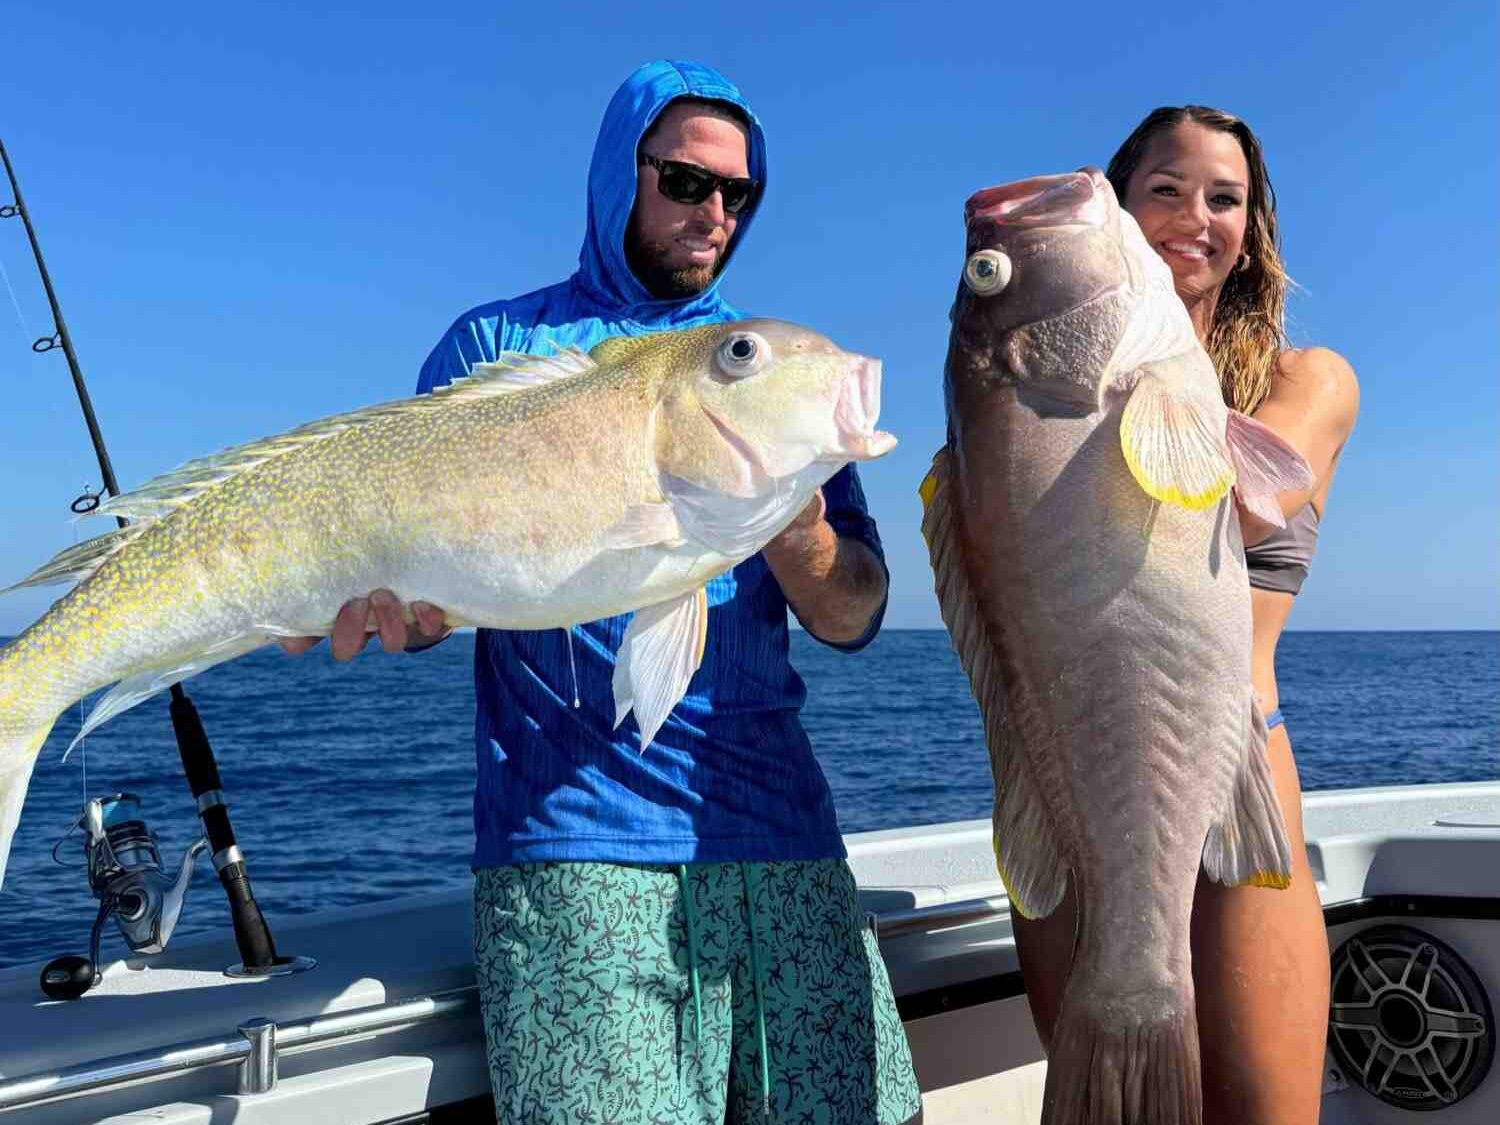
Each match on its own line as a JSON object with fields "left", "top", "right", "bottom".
{"left": 720, "top": 181, "right": 753, "bottom": 214}
{"left": 658, "top": 164, "right": 714, "bottom": 205}
{"left": 651, "top": 159, "right": 755, "bottom": 214}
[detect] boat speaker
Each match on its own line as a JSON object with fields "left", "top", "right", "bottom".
{"left": 1328, "top": 923, "right": 1494, "bottom": 1110}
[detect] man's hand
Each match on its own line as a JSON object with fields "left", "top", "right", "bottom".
{"left": 761, "top": 490, "right": 886, "bottom": 647}
{"left": 278, "top": 589, "right": 451, "bottom": 661}
{"left": 774, "top": 490, "right": 828, "bottom": 540}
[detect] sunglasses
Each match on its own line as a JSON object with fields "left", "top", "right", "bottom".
{"left": 639, "top": 154, "right": 759, "bottom": 215}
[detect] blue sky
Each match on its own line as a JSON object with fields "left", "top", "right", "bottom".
{"left": 0, "top": 1, "right": 1494, "bottom": 633}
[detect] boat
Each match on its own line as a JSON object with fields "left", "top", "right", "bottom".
{"left": 1, "top": 135, "right": 1494, "bottom": 1125}
{"left": 0, "top": 778, "right": 1494, "bottom": 1123}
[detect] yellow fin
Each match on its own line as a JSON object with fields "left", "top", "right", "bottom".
{"left": 97, "top": 349, "right": 594, "bottom": 525}
{"left": 922, "top": 445, "right": 1069, "bottom": 921}
{"left": 993, "top": 836, "right": 1047, "bottom": 920}
{"left": 4, "top": 526, "right": 144, "bottom": 594}
{"left": 1119, "top": 370, "right": 1235, "bottom": 510}
{"left": 918, "top": 452, "right": 944, "bottom": 509}
{"left": 1202, "top": 698, "right": 1295, "bottom": 890}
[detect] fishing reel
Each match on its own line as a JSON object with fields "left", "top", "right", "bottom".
{"left": 40, "top": 793, "right": 206, "bottom": 1001}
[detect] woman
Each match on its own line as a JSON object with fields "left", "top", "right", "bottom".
{"left": 1012, "top": 106, "right": 1360, "bottom": 1123}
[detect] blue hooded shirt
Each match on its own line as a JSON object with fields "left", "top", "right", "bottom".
{"left": 417, "top": 60, "right": 885, "bottom": 866}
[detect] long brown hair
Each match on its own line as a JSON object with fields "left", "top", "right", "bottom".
{"left": 1106, "top": 106, "right": 1289, "bottom": 414}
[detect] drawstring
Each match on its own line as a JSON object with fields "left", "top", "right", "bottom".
{"left": 677, "top": 863, "right": 773, "bottom": 1120}
{"left": 741, "top": 863, "right": 772, "bottom": 1120}
{"left": 676, "top": 865, "right": 703, "bottom": 1038}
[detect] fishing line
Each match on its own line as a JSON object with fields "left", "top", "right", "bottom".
{"left": 564, "top": 626, "right": 580, "bottom": 708}
{"left": 64, "top": 519, "right": 92, "bottom": 797}
{"left": 0, "top": 252, "right": 35, "bottom": 347}
{"left": 48, "top": 524, "right": 92, "bottom": 866}
{"left": 1142, "top": 498, "right": 1160, "bottom": 540}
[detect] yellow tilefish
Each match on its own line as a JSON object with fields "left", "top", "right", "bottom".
{"left": 0, "top": 320, "right": 894, "bottom": 888}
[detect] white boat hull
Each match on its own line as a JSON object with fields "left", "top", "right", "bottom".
{"left": 0, "top": 781, "right": 1495, "bottom": 1124}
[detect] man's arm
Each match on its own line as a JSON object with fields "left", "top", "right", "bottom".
{"left": 762, "top": 477, "right": 889, "bottom": 648}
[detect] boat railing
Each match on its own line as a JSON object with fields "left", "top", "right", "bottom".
{"left": 0, "top": 894, "right": 1014, "bottom": 1112}
{"left": 868, "top": 893, "right": 1009, "bottom": 937}
{"left": 0, "top": 988, "right": 479, "bottom": 1111}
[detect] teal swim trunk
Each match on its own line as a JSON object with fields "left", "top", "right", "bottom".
{"left": 473, "top": 858, "right": 922, "bottom": 1124}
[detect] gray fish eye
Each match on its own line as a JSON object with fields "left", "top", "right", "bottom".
{"left": 964, "top": 249, "right": 1013, "bottom": 296}
{"left": 717, "top": 332, "right": 770, "bottom": 378}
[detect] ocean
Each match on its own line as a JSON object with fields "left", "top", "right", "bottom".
{"left": 0, "top": 629, "right": 1495, "bottom": 969}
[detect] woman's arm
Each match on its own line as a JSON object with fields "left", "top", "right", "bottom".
{"left": 1237, "top": 346, "right": 1361, "bottom": 546}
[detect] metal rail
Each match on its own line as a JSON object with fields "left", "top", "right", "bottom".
{"left": 0, "top": 895, "right": 1017, "bottom": 1112}
{"left": 0, "top": 989, "right": 479, "bottom": 1111}
{"left": 871, "top": 894, "right": 1010, "bottom": 938}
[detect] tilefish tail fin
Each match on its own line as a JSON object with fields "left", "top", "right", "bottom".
{"left": 1043, "top": 972, "right": 1203, "bottom": 1125}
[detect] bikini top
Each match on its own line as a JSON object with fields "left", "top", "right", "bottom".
{"left": 1246, "top": 503, "right": 1321, "bottom": 596}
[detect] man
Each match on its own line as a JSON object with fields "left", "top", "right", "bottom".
{"left": 293, "top": 60, "right": 920, "bottom": 1124}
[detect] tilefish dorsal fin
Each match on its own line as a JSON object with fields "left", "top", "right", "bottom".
{"left": 84, "top": 347, "right": 598, "bottom": 527}
{"left": 2, "top": 526, "right": 144, "bottom": 593}
{"left": 587, "top": 334, "right": 662, "bottom": 368}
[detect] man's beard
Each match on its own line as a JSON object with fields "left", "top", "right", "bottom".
{"left": 626, "top": 236, "right": 719, "bottom": 299}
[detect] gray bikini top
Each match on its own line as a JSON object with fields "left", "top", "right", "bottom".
{"left": 1246, "top": 503, "right": 1321, "bottom": 595}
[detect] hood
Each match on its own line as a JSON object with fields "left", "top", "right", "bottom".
{"left": 575, "top": 59, "right": 768, "bottom": 327}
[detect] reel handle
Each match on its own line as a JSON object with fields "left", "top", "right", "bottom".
{"left": 39, "top": 954, "right": 96, "bottom": 1001}
{"left": 39, "top": 896, "right": 113, "bottom": 1000}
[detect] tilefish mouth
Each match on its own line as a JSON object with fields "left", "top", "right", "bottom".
{"left": 966, "top": 168, "right": 1113, "bottom": 231}
{"left": 834, "top": 357, "right": 896, "bottom": 461}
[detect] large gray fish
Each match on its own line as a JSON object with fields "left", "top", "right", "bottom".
{"left": 921, "top": 170, "right": 1312, "bottom": 1124}
{"left": 0, "top": 320, "right": 893, "bottom": 888}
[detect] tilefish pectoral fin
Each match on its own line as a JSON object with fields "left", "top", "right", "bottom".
{"left": 612, "top": 586, "right": 709, "bottom": 749}
{"left": 1118, "top": 363, "right": 1236, "bottom": 512}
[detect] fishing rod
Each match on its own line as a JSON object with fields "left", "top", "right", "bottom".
{"left": 0, "top": 138, "right": 304, "bottom": 997}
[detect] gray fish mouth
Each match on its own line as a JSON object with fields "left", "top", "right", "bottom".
{"left": 965, "top": 168, "right": 1113, "bottom": 230}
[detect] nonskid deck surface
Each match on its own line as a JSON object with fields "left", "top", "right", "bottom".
{"left": 0, "top": 782, "right": 1494, "bottom": 1123}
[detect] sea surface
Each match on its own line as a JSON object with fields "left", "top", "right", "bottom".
{"left": 1, "top": 630, "right": 1495, "bottom": 969}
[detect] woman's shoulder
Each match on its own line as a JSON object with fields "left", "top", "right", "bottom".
{"left": 1271, "top": 346, "right": 1360, "bottom": 423}
{"left": 1275, "top": 346, "right": 1359, "bottom": 394}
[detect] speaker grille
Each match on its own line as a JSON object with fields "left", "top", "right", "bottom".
{"left": 1328, "top": 924, "right": 1493, "bottom": 1109}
